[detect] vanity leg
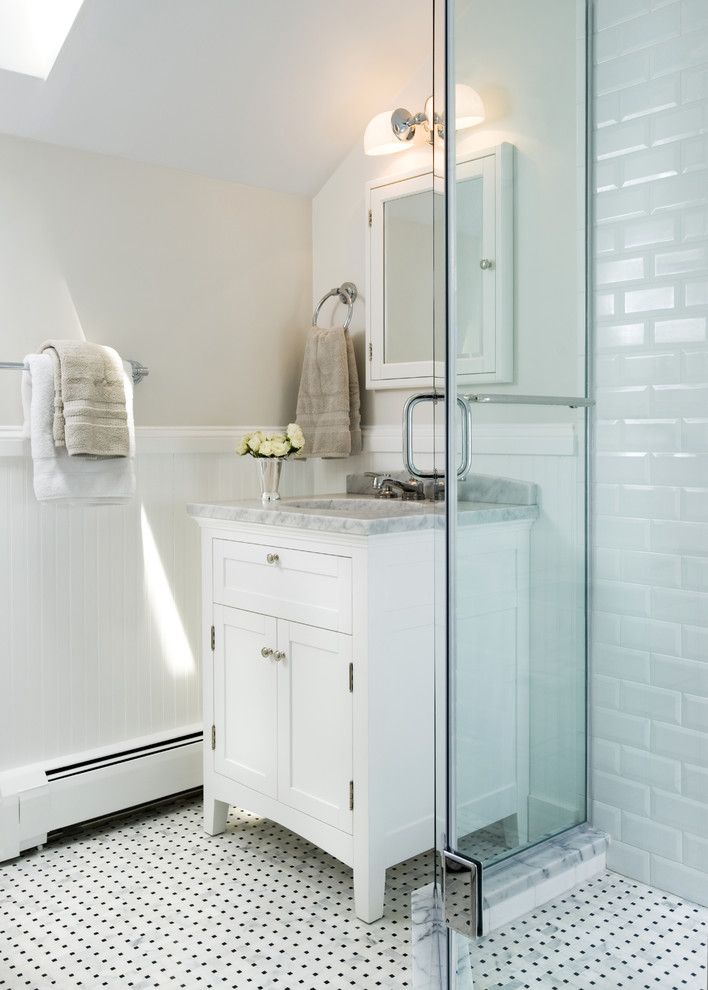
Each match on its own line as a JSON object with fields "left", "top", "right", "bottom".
{"left": 353, "top": 860, "right": 386, "bottom": 923}
{"left": 203, "top": 793, "right": 229, "bottom": 836}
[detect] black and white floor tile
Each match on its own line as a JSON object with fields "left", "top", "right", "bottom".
{"left": 457, "top": 824, "right": 511, "bottom": 865}
{"left": 0, "top": 794, "right": 430, "bottom": 990}
{"left": 0, "top": 794, "right": 705, "bottom": 990}
{"left": 467, "top": 871, "right": 707, "bottom": 989}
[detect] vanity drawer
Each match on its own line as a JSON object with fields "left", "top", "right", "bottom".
{"left": 212, "top": 539, "right": 352, "bottom": 633}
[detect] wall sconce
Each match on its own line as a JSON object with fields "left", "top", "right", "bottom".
{"left": 363, "top": 84, "right": 485, "bottom": 157}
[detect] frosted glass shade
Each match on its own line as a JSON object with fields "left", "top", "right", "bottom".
{"left": 454, "top": 84, "right": 485, "bottom": 129}
{"left": 364, "top": 110, "right": 410, "bottom": 156}
{"left": 424, "top": 85, "right": 485, "bottom": 134}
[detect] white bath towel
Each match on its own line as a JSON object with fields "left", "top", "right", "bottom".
{"left": 22, "top": 354, "right": 136, "bottom": 504}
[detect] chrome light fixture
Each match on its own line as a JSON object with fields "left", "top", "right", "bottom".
{"left": 363, "top": 84, "right": 485, "bottom": 156}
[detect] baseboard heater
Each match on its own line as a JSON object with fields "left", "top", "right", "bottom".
{"left": 0, "top": 728, "right": 203, "bottom": 862}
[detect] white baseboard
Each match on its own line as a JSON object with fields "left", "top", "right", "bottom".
{"left": 0, "top": 730, "right": 203, "bottom": 861}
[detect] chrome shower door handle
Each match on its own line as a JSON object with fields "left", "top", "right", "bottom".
{"left": 457, "top": 394, "right": 473, "bottom": 480}
{"left": 402, "top": 392, "right": 473, "bottom": 480}
{"left": 403, "top": 392, "right": 440, "bottom": 480}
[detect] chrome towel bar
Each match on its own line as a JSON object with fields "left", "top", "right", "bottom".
{"left": 0, "top": 358, "right": 149, "bottom": 385}
{"left": 402, "top": 391, "right": 594, "bottom": 481}
{"left": 465, "top": 393, "right": 593, "bottom": 407}
{"left": 312, "top": 282, "right": 357, "bottom": 332}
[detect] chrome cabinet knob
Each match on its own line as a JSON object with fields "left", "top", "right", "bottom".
{"left": 266, "top": 553, "right": 280, "bottom": 564}
{"left": 273, "top": 650, "right": 286, "bottom": 661}
{"left": 260, "top": 647, "right": 274, "bottom": 659}
{"left": 479, "top": 258, "right": 494, "bottom": 270}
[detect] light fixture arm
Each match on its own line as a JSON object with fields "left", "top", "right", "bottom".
{"left": 363, "top": 86, "right": 484, "bottom": 156}
{"left": 390, "top": 108, "right": 429, "bottom": 144}
{"left": 423, "top": 96, "right": 446, "bottom": 141}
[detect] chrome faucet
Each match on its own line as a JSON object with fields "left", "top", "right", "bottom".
{"left": 365, "top": 473, "right": 426, "bottom": 500}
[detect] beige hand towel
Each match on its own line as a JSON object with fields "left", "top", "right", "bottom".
{"left": 41, "top": 340, "right": 129, "bottom": 457}
{"left": 295, "top": 328, "right": 361, "bottom": 458}
{"left": 22, "top": 354, "right": 136, "bottom": 504}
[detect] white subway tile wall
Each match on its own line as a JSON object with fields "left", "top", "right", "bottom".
{"left": 592, "top": 0, "right": 708, "bottom": 905}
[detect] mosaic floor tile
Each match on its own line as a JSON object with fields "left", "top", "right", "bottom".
{"left": 0, "top": 795, "right": 705, "bottom": 989}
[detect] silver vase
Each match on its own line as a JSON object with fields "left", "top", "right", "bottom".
{"left": 257, "top": 458, "right": 283, "bottom": 502}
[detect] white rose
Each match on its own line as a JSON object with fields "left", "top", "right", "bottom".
{"left": 267, "top": 433, "right": 287, "bottom": 444}
{"left": 287, "top": 423, "right": 305, "bottom": 449}
{"left": 259, "top": 440, "right": 273, "bottom": 457}
{"left": 248, "top": 432, "right": 262, "bottom": 453}
{"left": 237, "top": 436, "right": 250, "bottom": 455}
{"left": 270, "top": 440, "right": 290, "bottom": 457}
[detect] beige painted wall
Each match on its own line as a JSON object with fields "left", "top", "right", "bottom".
{"left": 312, "top": 61, "right": 434, "bottom": 429}
{"left": 0, "top": 134, "right": 312, "bottom": 426}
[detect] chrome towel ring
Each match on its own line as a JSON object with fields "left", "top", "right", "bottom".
{"left": 312, "top": 282, "right": 358, "bottom": 332}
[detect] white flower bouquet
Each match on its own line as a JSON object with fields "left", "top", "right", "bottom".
{"left": 236, "top": 423, "right": 305, "bottom": 459}
{"left": 237, "top": 424, "right": 305, "bottom": 502}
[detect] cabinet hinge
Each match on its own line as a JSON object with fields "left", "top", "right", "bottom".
{"left": 348, "top": 662, "right": 354, "bottom": 693}
{"left": 210, "top": 625, "right": 215, "bottom": 651}
{"left": 368, "top": 342, "right": 373, "bottom": 362}
{"left": 368, "top": 209, "right": 372, "bottom": 227}
{"left": 349, "top": 780, "right": 354, "bottom": 811}
{"left": 211, "top": 724, "right": 216, "bottom": 751}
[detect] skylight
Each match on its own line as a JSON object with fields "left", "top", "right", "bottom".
{"left": 0, "top": 0, "right": 85, "bottom": 80}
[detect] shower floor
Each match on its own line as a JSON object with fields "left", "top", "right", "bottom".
{"left": 457, "top": 821, "right": 511, "bottom": 863}
{"left": 465, "top": 871, "right": 707, "bottom": 989}
{"left": 0, "top": 793, "right": 705, "bottom": 989}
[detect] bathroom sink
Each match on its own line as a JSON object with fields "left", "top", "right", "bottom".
{"left": 282, "top": 497, "right": 430, "bottom": 515}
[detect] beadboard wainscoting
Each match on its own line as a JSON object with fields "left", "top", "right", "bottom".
{"left": 0, "top": 428, "right": 317, "bottom": 777}
{"left": 0, "top": 427, "right": 317, "bottom": 859}
{"left": 0, "top": 421, "right": 581, "bottom": 858}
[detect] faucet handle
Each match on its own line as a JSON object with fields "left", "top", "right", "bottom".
{"left": 364, "top": 472, "right": 384, "bottom": 490}
{"left": 406, "top": 477, "right": 427, "bottom": 500}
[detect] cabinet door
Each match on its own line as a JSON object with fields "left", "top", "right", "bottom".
{"left": 213, "top": 604, "right": 278, "bottom": 797}
{"left": 276, "top": 621, "right": 353, "bottom": 832}
{"left": 367, "top": 143, "right": 513, "bottom": 389}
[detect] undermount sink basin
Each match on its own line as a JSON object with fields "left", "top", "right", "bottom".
{"left": 282, "top": 497, "right": 430, "bottom": 515}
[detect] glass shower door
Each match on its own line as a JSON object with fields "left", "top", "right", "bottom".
{"left": 439, "top": 0, "right": 591, "bottom": 975}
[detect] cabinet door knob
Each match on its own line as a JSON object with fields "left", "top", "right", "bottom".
{"left": 260, "top": 647, "right": 274, "bottom": 658}
{"left": 273, "top": 650, "right": 286, "bottom": 661}
{"left": 266, "top": 553, "right": 280, "bottom": 564}
{"left": 479, "top": 258, "right": 494, "bottom": 270}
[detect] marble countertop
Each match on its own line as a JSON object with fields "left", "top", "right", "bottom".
{"left": 188, "top": 493, "right": 538, "bottom": 536}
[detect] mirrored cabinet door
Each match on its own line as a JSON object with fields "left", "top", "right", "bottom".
{"left": 366, "top": 144, "right": 514, "bottom": 389}
{"left": 367, "top": 168, "right": 436, "bottom": 386}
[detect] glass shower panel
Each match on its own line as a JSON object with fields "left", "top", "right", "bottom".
{"left": 451, "top": 399, "right": 588, "bottom": 867}
{"left": 442, "top": 0, "right": 590, "bottom": 961}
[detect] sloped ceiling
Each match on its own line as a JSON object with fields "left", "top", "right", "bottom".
{"left": 0, "top": 0, "right": 431, "bottom": 197}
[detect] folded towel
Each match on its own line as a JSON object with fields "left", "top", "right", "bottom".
{"left": 295, "top": 328, "right": 362, "bottom": 458}
{"left": 40, "top": 340, "right": 129, "bottom": 457}
{"left": 22, "top": 353, "right": 136, "bottom": 505}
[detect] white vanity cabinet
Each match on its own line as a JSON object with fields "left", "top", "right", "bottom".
{"left": 212, "top": 604, "right": 353, "bottom": 830}
{"left": 191, "top": 501, "right": 536, "bottom": 923}
{"left": 195, "top": 519, "right": 437, "bottom": 923}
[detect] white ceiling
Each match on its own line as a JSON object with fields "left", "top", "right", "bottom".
{"left": 0, "top": 0, "right": 431, "bottom": 197}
